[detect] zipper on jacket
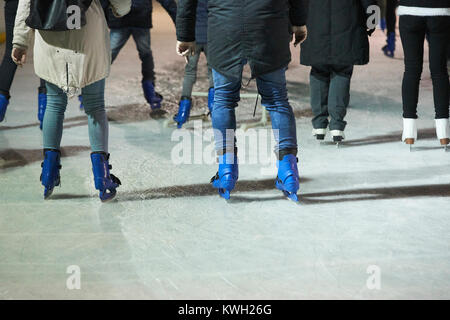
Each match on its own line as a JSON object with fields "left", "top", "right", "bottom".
{"left": 66, "top": 63, "right": 69, "bottom": 89}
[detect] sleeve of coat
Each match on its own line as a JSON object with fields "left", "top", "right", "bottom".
{"left": 157, "top": 0, "right": 178, "bottom": 24}
{"left": 176, "top": 0, "right": 198, "bottom": 42}
{"left": 289, "top": 0, "right": 307, "bottom": 27}
{"left": 109, "top": 0, "right": 132, "bottom": 17}
{"left": 13, "top": 0, "right": 33, "bottom": 50}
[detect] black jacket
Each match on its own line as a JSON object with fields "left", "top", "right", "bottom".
{"left": 300, "top": 0, "right": 376, "bottom": 67}
{"left": 103, "top": 0, "right": 177, "bottom": 29}
{"left": 177, "top": 0, "right": 307, "bottom": 79}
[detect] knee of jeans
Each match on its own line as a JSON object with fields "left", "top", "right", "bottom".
{"left": 46, "top": 95, "right": 68, "bottom": 113}
{"left": 83, "top": 97, "right": 105, "bottom": 115}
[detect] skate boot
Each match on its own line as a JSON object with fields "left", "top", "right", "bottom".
{"left": 90, "top": 152, "right": 122, "bottom": 202}
{"left": 207, "top": 87, "right": 215, "bottom": 115}
{"left": 40, "top": 149, "right": 62, "bottom": 199}
{"left": 382, "top": 32, "right": 396, "bottom": 58}
{"left": 211, "top": 152, "right": 239, "bottom": 200}
{"left": 402, "top": 118, "right": 417, "bottom": 148}
{"left": 78, "top": 95, "right": 84, "bottom": 110}
{"left": 275, "top": 151, "right": 300, "bottom": 202}
{"left": 38, "top": 87, "right": 47, "bottom": 130}
{"left": 330, "top": 130, "right": 345, "bottom": 145}
{"left": 435, "top": 118, "right": 450, "bottom": 149}
{"left": 174, "top": 97, "right": 192, "bottom": 129}
{"left": 312, "top": 128, "right": 327, "bottom": 141}
{"left": 142, "top": 80, "right": 163, "bottom": 110}
{"left": 0, "top": 93, "right": 9, "bottom": 123}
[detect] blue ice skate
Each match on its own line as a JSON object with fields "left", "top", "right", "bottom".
{"left": 211, "top": 153, "right": 239, "bottom": 200}
{"left": 173, "top": 97, "right": 192, "bottom": 129}
{"left": 38, "top": 89, "right": 47, "bottom": 130}
{"left": 382, "top": 32, "right": 396, "bottom": 58}
{"left": 207, "top": 87, "right": 215, "bottom": 115}
{"left": 0, "top": 93, "right": 9, "bottom": 122}
{"left": 40, "top": 149, "right": 62, "bottom": 199}
{"left": 91, "top": 152, "right": 122, "bottom": 202}
{"left": 78, "top": 95, "right": 84, "bottom": 110}
{"left": 275, "top": 154, "right": 300, "bottom": 202}
{"left": 142, "top": 80, "right": 163, "bottom": 110}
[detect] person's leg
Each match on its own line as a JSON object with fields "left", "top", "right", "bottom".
{"left": 110, "top": 28, "right": 132, "bottom": 64}
{"left": 82, "top": 79, "right": 121, "bottom": 201}
{"left": 256, "top": 68, "right": 297, "bottom": 155}
{"left": 211, "top": 69, "right": 243, "bottom": 153}
{"left": 400, "top": 15, "right": 426, "bottom": 119}
{"left": 0, "top": 0, "right": 19, "bottom": 98}
{"left": 386, "top": 0, "right": 397, "bottom": 35}
{"left": 310, "top": 65, "right": 331, "bottom": 130}
{"left": 42, "top": 82, "right": 68, "bottom": 150}
{"left": 426, "top": 16, "right": 450, "bottom": 120}
{"left": 328, "top": 65, "right": 353, "bottom": 132}
{"left": 81, "top": 79, "right": 108, "bottom": 153}
{"left": 256, "top": 68, "right": 299, "bottom": 200}
{"left": 181, "top": 45, "right": 202, "bottom": 98}
{"left": 132, "top": 28, "right": 155, "bottom": 83}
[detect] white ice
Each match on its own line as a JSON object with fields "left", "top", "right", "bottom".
{"left": 0, "top": 5, "right": 449, "bottom": 299}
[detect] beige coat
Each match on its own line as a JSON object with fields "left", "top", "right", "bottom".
{"left": 13, "top": 0, "right": 131, "bottom": 95}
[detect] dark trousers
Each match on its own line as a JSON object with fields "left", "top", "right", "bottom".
{"left": 400, "top": 15, "right": 450, "bottom": 119}
{"left": 310, "top": 65, "right": 354, "bottom": 131}
{"left": 0, "top": 0, "right": 19, "bottom": 98}
{"left": 110, "top": 28, "right": 155, "bottom": 82}
{"left": 386, "top": 0, "right": 398, "bottom": 34}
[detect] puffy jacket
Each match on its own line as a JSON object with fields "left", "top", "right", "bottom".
{"left": 104, "top": 0, "right": 177, "bottom": 29}
{"left": 177, "top": 0, "right": 307, "bottom": 79}
{"left": 300, "top": 0, "right": 376, "bottom": 66}
{"left": 13, "top": 0, "right": 131, "bottom": 94}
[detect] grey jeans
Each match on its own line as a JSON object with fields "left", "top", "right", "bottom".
{"left": 181, "top": 43, "right": 214, "bottom": 98}
{"left": 310, "top": 64, "right": 354, "bottom": 131}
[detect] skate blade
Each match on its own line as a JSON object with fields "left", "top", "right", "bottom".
{"left": 218, "top": 189, "right": 231, "bottom": 200}
{"left": 44, "top": 188, "right": 54, "bottom": 200}
{"left": 283, "top": 191, "right": 299, "bottom": 203}
{"left": 100, "top": 189, "right": 117, "bottom": 203}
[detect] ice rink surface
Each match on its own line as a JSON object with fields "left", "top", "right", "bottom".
{"left": 0, "top": 5, "right": 449, "bottom": 299}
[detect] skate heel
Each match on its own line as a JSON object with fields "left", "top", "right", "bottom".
{"left": 211, "top": 153, "right": 238, "bottom": 200}
{"left": 40, "top": 149, "right": 62, "bottom": 200}
{"left": 91, "top": 152, "right": 122, "bottom": 202}
{"left": 174, "top": 97, "right": 192, "bottom": 129}
{"left": 142, "top": 80, "right": 163, "bottom": 110}
{"left": 276, "top": 153, "right": 300, "bottom": 202}
{"left": 402, "top": 119, "right": 417, "bottom": 151}
{"left": 435, "top": 119, "right": 449, "bottom": 150}
{"left": 312, "top": 128, "right": 327, "bottom": 141}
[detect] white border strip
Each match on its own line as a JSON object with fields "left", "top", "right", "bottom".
{"left": 398, "top": 6, "right": 450, "bottom": 16}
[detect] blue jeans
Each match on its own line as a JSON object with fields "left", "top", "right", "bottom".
{"left": 212, "top": 62, "right": 297, "bottom": 154}
{"left": 43, "top": 80, "right": 109, "bottom": 153}
{"left": 110, "top": 28, "right": 155, "bottom": 82}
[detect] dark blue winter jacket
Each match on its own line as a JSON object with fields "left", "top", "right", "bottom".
{"left": 195, "top": 0, "right": 208, "bottom": 44}
{"left": 103, "top": 0, "right": 177, "bottom": 29}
